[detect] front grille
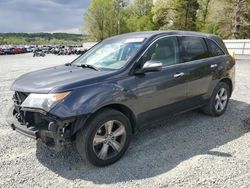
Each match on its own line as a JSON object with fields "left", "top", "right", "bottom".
{"left": 13, "top": 91, "right": 30, "bottom": 105}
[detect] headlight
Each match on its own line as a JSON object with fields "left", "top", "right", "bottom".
{"left": 21, "top": 92, "right": 70, "bottom": 112}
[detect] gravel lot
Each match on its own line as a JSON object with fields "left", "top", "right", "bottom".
{"left": 0, "top": 54, "right": 249, "bottom": 188}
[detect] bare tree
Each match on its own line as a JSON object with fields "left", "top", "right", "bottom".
{"left": 232, "top": 0, "right": 247, "bottom": 39}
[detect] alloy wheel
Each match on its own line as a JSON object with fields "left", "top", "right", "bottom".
{"left": 92, "top": 120, "right": 127, "bottom": 160}
{"left": 215, "top": 88, "right": 228, "bottom": 112}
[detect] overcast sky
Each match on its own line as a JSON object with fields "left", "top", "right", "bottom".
{"left": 0, "top": 0, "right": 91, "bottom": 33}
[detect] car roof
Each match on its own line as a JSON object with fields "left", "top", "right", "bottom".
{"left": 109, "top": 30, "right": 217, "bottom": 40}
{"left": 107, "top": 30, "right": 228, "bottom": 54}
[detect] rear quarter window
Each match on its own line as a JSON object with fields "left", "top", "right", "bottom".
{"left": 180, "top": 36, "right": 209, "bottom": 62}
{"left": 207, "top": 39, "right": 225, "bottom": 57}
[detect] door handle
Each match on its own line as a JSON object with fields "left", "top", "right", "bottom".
{"left": 174, "top": 72, "right": 185, "bottom": 78}
{"left": 210, "top": 64, "right": 218, "bottom": 68}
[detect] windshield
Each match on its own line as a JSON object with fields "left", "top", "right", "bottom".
{"left": 72, "top": 37, "right": 145, "bottom": 70}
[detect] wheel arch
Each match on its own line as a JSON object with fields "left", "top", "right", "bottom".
{"left": 72, "top": 103, "right": 137, "bottom": 136}
{"left": 219, "top": 77, "right": 233, "bottom": 97}
{"left": 92, "top": 103, "right": 137, "bottom": 133}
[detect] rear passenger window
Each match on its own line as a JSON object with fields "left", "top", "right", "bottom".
{"left": 207, "top": 39, "right": 225, "bottom": 57}
{"left": 180, "top": 36, "right": 209, "bottom": 62}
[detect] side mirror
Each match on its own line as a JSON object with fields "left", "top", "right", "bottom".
{"left": 135, "top": 60, "right": 163, "bottom": 74}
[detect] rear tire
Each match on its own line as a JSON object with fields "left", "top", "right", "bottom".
{"left": 75, "top": 108, "right": 132, "bottom": 166}
{"left": 202, "top": 82, "right": 230, "bottom": 116}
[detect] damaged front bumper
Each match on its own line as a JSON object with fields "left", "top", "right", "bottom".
{"left": 6, "top": 106, "right": 83, "bottom": 151}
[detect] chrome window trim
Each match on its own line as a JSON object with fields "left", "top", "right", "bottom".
{"left": 135, "top": 34, "right": 228, "bottom": 70}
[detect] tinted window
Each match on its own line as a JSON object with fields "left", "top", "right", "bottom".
{"left": 207, "top": 39, "right": 225, "bottom": 57}
{"left": 139, "top": 36, "right": 180, "bottom": 66}
{"left": 180, "top": 36, "right": 209, "bottom": 62}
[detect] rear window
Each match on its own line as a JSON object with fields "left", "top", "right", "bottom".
{"left": 207, "top": 39, "right": 225, "bottom": 57}
{"left": 180, "top": 36, "right": 209, "bottom": 62}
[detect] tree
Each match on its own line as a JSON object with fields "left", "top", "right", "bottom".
{"left": 196, "top": 0, "right": 212, "bottom": 31}
{"left": 152, "top": 0, "right": 174, "bottom": 29}
{"left": 204, "top": 0, "right": 249, "bottom": 39}
{"left": 114, "top": 0, "right": 128, "bottom": 34}
{"left": 231, "top": 0, "right": 249, "bottom": 39}
{"left": 239, "top": 0, "right": 250, "bottom": 38}
{"left": 173, "top": 0, "right": 199, "bottom": 30}
{"left": 84, "top": 0, "right": 127, "bottom": 40}
{"left": 83, "top": 0, "right": 250, "bottom": 40}
{"left": 204, "top": 0, "right": 233, "bottom": 38}
{"left": 124, "top": 0, "right": 156, "bottom": 32}
{"left": 125, "top": 15, "right": 156, "bottom": 32}
{"left": 201, "top": 0, "right": 211, "bottom": 24}
{"left": 152, "top": 0, "right": 199, "bottom": 31}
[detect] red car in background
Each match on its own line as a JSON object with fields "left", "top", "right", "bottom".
{"left": 11, "top": 47, "right": 26, "bottom": 54}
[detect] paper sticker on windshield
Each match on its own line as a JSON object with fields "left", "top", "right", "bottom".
{"left": 124, "top": 38, "right": 145, "bottom": 43}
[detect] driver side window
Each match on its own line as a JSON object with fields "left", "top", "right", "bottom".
{"left": 139, "top": 36, "right": 180, "bottom": 67}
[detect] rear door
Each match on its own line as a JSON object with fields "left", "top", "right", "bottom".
{"left": 206, "top": 38, "right": 228, "bottom": 69}
{"left": 205, "top": 38, "right": 231, "bottom": 89}
{"left": 178, "top": 36, "right": 213, "bottom": 106}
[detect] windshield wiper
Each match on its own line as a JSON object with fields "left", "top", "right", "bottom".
{"left": 77, "top": 64, "right": 100, "bottom": 71}
{"left": 65, "top": 62, "right": 72, "bottom": 66}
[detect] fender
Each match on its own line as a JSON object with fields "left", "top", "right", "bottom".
{"left": 49, "top": 80, "right": 138, "bottom": 119}
{"left": 205, "top": 66, "right": 235, "bottom": 99}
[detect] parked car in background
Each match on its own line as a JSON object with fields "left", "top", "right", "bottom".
{"left": 7, "top": 31, "right": 235, "bottom": 166}
{"left": 33, "top": 49, "right": 45, "bottom": 57}
{"left": 0, "top": 45, "right": 87, "bottom": 56}
{"left": 11, "top": 47, "right": 26, "bottom": 54}
{"left": 25, "top": 46, "right": 35, "bottom": 53}
{"left": 0, "top": 48, "right": 4, "bottom": 55}
{"left": 2, "top": 47, "right": 12, "bottom": 55}
{"left": 0, "top": 46, "right": 29, "bottom": 55}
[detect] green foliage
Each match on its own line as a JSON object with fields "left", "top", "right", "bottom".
{"left": 153, "top": 0, "right": 199, "bottom": 30}
{"left": 0, "top": 33, "right": 86, "bottom": 45}
{"left": 196, "top": 0, "right": 212, "bottom": 31}
{"left": 125, "top": 15, "right": 155, "bottom": 32}
{"left": 152, "top": 0, "right": 173, "bottom": 30}
{"left": 2, "top": 0, "right": 250, "bottom": 45}
{"left": 197, "top": 0, "right": 250, "bottom": 39}
{"left": 124, "top": 0, "right": 156, "bottom": 32}
{"left": 83, "top": 0, "right": 250, "bottom": 40}
{"left": 84, "top": 0, "right": 156, "bottom": 39}
{"left": 174, "top": 0, "right": 199, "bottom": 30}
{"left": 84, "top": 0, "right": 126, "bottom": 40}
{"left": 236, "top": 0, "right": 250, "bottom": 39}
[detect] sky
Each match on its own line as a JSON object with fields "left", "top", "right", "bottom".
{"left": 0, "top": 0, "right": 92, "bottom": 33}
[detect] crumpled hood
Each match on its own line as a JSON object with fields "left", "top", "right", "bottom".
{"left": 11, "top": 65, "right": 112, "bottom": 93}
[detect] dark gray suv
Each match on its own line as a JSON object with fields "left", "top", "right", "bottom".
{"left": 7, "top": 31, "right": 235, "bottom": 166}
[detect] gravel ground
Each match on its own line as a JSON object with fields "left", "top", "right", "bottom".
{"left": 0, "top": 54, "right": 249, "bottom": 188}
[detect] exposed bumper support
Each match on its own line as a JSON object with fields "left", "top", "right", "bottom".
{"left": 6, "top": 106, "right": 79, "bottom": 151}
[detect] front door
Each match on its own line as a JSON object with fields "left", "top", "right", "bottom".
{"left": 134, "top": 36, "right": 187, "bottom": 124}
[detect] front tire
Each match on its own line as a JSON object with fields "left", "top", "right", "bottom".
{"left": 75, "top": 108, "right": 132, "bottom": 166}
{"left": 202, "top": 82, "right": 230, "bottom": 116}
